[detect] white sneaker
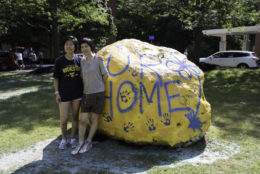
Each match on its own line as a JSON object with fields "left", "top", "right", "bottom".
{"left": 79, "top": 141, "right": 92, "bottom": 154}
{"left": 70, "top": 138, "right": 78, "bottom": 149}
{"left": 59, "top": 139, "right": 67, "bottom": 150}
{"left": 71, "top": 142, "right": 84, "bottom": 155}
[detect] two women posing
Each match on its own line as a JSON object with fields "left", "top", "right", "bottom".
{"left": 53, "top": 36, "right": 108, "bottom": 155}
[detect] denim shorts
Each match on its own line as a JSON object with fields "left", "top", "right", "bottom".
{"left": 81, "top": 92, "right": 105, "bottom": 114}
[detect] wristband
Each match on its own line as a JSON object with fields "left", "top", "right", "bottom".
{"left": 55, "top": 91, "right": 59, "bottom": 95}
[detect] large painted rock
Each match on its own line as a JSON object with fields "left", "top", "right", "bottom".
{"left": 97, "top": 39, "right": 211, "bottom": 147}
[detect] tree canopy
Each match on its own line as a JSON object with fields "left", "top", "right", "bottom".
{"left": 0, "top": 0, "right": 259, "bottom": 62}
{"left": 0, "top": 0, "right": 116, "bottom": 58}
{"left": 116, "top": 0, "right": 260, "bottom": 62}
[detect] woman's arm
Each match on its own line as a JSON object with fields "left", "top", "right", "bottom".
{"left": 96, "top": 54, "right": 104, "bottom": 61}
{"left": 53, "top": 78, "right": 61, "bottom": 103}
{"left": 102, "top": 73, "right": 108, "bottom": 82}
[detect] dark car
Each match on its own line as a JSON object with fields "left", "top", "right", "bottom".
{"left": 0, "top": 51, "right": 18, "bottom": 71}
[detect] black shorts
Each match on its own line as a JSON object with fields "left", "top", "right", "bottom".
{"left": 81, "top": 92, "right": 105, "bottom": 114}
{"left": 18, "top": 60, "right": 23, "bottom": 65}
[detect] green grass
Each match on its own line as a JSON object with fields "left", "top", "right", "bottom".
{"left": 0, "top": 73, "right": 51, "bottom": 94}
{"left": 0, "top": 69, "right": 260, "bottom": 173}
{"left": 0, "top": 72, "right": 61, "bottom": 155}
{"left": 148, "top": 68, "right": 260, "bottom": 174}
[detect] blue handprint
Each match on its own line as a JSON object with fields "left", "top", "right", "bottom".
{"left": 131, "top": 67, "right": 138, "bottom": 77}
{"left": 102, "top": 112, "right": 112, "bottom": 122}
{"left": 123, "top": 122, "right": 134, "bottom": 132}
{"left": 128, "top": 67, "right": 139, "bottom": 77}
{"left": 161, "top": 113, "right": 171, "bottom": 126}
{"left": 146, "top": 118, "right": 156, "bottom": 131}
{"left": 120, "top": 90, "right": 131, "bottom": 103}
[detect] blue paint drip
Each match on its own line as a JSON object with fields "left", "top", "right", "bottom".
{"left": 185, "top": 74, "right": 207, "bottom": 132}
{"left": 185, "top": 112, "right": 206, "bottom": 132}
{"left": 184, "top": 74, "right": 206, "bottom": 132}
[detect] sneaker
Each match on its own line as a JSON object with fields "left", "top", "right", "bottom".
{"left": 70, "top": 138, "right": 78, "bottom": 149}
{"left": 71, "top": 142, "right": 84, "bottom": 155}
{"left": 79, "top": 141, "right": 92, "bottom": 154}
{"left": 59, "top": 139, "right": 67, "bottom": 150}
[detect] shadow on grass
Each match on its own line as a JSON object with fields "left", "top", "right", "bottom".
{"left": 12, "top": 134, "right": 206, "bottom": 174}
{"left": 0, "top": 86, "right": 59, "bottom": 131}
{"left": 0, "top": 73, "right": 52, "bottom": 93}
{"left": 204, "top": 69, "right": 260, "bottom": 139}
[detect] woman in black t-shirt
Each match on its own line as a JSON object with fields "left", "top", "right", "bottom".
{"left": 53, "top": 36, "right": 83, "bottom": 150}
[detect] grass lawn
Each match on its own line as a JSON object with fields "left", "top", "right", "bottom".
{"left": 0, "top": 68, "right": 259, "bottom": 173}
{"left": 0, "top": 72, "right": 61, "bottom": 154}
{"left": 148, "top": 68, "right": 260, "bottom": 174}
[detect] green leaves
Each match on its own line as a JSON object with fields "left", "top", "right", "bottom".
{"left": 58, "top": 1, "right": 109, "bottom": 32}
{"left": 0, "top": 0, "right": 116, "bottom": 58}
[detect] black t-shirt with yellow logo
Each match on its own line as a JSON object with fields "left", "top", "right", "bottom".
{"left": 53, "top": 55, "right": 83, "bottom": 102}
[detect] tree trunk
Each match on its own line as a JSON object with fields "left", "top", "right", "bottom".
{"left": 107, "top": 0, "right": 117, "bottom": 44}
{"left": 50, "top": 1, "right": 60, "bottom": 61}
{"left": 193, "top": 28, "right": 203, "bottom": 65}
{"left": 51, "top": 19, "right": 60, "bottom": 59}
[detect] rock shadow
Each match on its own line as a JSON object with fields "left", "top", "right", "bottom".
{"left": 13, "top": 134, "right": 206, "bottom": 174}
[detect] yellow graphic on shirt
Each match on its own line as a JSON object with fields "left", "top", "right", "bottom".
{"left": 62, "top": 65, "right": 80, "bottom": 78}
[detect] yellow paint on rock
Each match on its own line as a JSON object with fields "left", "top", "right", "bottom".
{"left": 95, "top": 39, "right": 211, "bottom": 146}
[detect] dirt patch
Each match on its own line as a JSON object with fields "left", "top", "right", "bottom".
{"left": 0, "top": 136, "right": 239, "bottom": 174}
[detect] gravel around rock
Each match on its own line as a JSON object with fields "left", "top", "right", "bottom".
{"left": 0, "top": 136, "right": 240, "bottom": 174}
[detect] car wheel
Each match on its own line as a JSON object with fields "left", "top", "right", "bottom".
{"left": 237, "top": 64, "right": 248, "bottom": 69}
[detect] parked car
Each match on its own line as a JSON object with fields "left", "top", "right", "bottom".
{"left": 199, "top": 50, "right": 259, "bottom": 69}
{"left": 0, "top": 51, "right": 18, "bottom": 71}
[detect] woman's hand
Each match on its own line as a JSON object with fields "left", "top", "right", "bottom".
{"left": 97, "top": 54, "right": 104, "bottom": 61}
{"left": 103, "top": 73, "right": 108, "bottom": 81}
{"left": 56, "top": 93, "right": 61, "bottom": 104}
